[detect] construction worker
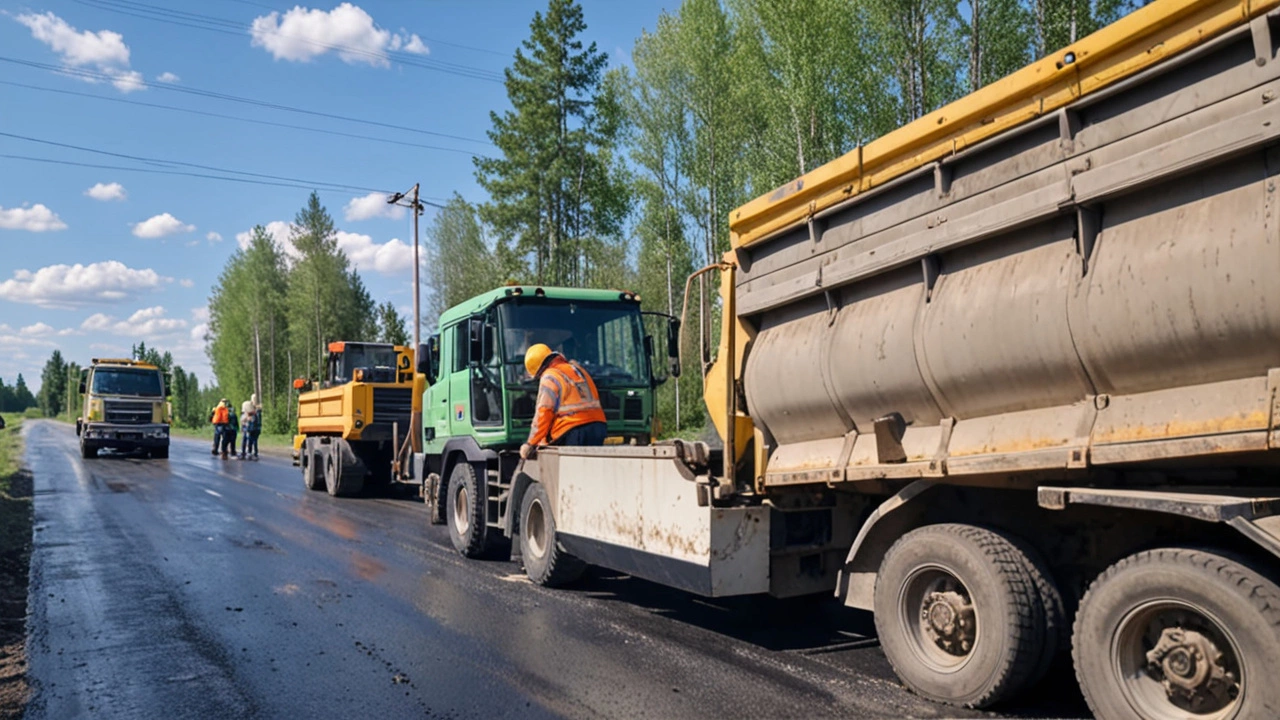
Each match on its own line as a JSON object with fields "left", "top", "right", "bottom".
{"left": 210, "top": 399, "right": 231, "bottom": 457}
{"left": 520, "top": 343, "right": 607, "bottom": 460}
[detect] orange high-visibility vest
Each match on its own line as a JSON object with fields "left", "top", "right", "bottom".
{"left": 212, "top": 405, "right": 230, "bottom": 425}
{"left": 528, "top": 359, "right": 606, "bottom": 444}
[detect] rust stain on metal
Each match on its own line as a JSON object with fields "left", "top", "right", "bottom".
{"left": 949, "top": 436, "right": 1070, "bottom": 457}
{"left": 1093, "top": 410, "right": 1269, "bottom": 444}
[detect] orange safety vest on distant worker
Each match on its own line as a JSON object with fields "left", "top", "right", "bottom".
{"left": 528, "top": 358, "right": 607, "bottom": 445}
{"left": 212, "top": 405, "right": 230, "bottom": 425}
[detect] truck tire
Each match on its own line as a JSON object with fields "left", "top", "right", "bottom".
{"left": 874, "top": 523, "right": 1045, "bottom": 708}
{"left": 302, "top": 440, "right": 324, "bottom": 491}
{"left": 1073, "top": 547, "right": 1280, "bottom": 720}
{"left": 80, "top": 440, "right": 97, "bottom": 459}
{"left": 446, "top": 461, "right": 488, "bottom": 558}
{"left": 519, "top": 481, "right": 585, "bottom": 587}
{"left": 425, "top": 473, "right": 446, "bottom": 525}
{"left": 151, "top": 445, "right": 169, "bottom": 459}
{"left": 1005, "top": 534, "right": 1066, "bottom": 690}
{"left": 324, "top": 441, "right": 364, "bottom": 497}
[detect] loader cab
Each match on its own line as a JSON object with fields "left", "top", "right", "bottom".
{"left": 422, "top": 287, "right": 673, "bottom": 453}
{"left": 323, "top": 341, "right": 403, "bottom": 387}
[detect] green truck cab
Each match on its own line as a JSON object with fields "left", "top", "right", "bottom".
{"left": 415, "top": 285, "right": 676, "bottom": 558}
{"left": 76, "top": 358, "right": 171, "bottom": 459}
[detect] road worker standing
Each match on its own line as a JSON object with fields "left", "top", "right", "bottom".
{"left": 520, "top": 343, "right": 607, "bottom": 459}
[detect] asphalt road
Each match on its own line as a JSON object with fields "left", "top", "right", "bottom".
{"left": 21, "top": 420, "right": 1089, "bottom": 719}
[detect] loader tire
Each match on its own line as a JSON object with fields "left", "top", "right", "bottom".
{"left": 324, "top": 441, "right": 363, "bottom": 497}
{"left": 519, "top": 481, "right": 585, "bottom": 587}
{"left": 302, "top": 440, "right": 324, "bottom": 491}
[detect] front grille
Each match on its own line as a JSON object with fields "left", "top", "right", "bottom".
{"left": 601, "top": 392, "right": 621, "bottom": 421}
{"left": 623, "top": 396, "right": 643, "bottom": 421}
{"left": 371, "top": 387, "right": 413, "bottom": 424}
{"left": 105, "top": 400, "right": 152, "bottom": 425}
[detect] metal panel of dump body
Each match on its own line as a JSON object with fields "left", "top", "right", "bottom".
{"left": 537, "top": 446, "right": 770, "bottom": 597}
{"left": 735, "top": 13, "right": 1280, "bottom": 485}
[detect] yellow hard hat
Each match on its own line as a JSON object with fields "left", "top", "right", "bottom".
{"left": 524, "top": 343, "right": 555, "bottom": 378}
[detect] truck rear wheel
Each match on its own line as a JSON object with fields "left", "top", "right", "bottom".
{"left": 301, "top": 440, "right": 324, "bottom": 491}
{"left": 80, "top": 440, "right": 97, "bottom": 459}
{"left": 1073, "top": 547, "right": 1280, "bottom": 720}
{"left": 446, "top": 461, "right": 488, "bottom": 558}
{"left": 520, "top": 481, "right": 585, "bottom": 587}
{"left": 151, "top": 445, "right": 169, "bottom": 459}
{"left": 874, "top": 523, "right": 1046, "bottom": 708}
{"left": 324, "top": 441, "right": 364, "bottom": 497}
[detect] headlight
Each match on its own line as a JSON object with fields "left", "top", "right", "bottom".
{"left": 88, "top": 398, "right": 103, "bottom": 421}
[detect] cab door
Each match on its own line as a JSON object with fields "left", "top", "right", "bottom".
{"left": 446, "top": 321, "right": 474, "bottom": 437}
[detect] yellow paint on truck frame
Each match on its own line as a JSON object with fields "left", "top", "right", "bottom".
{"left": 728, "top": 0, "right": 1280, "bottom": 247}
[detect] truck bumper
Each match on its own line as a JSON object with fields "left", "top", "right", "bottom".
{"left": 81, "top": 423, "right": 169, "bottom": 450}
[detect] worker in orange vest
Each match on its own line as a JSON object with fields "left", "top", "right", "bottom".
{"left": 210, "top": 399, "right": 232, "bottom": 458}
{"left": 520, "top": 343, "right": 607, "bottom": 459}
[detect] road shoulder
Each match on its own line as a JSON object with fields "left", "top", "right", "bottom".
{"left": 0, "top": 415, "right": 32, "bottom": 719}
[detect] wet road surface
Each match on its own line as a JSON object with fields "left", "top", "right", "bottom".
{"left": 22, "top": 420, "right": 1088, "bottom": 719}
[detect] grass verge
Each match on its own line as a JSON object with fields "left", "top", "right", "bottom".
{"left": 0, "top": 413, "right": 31, "bottom": 718}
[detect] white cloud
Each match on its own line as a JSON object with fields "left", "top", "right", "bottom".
{"left": 82, "top": 305, "right": 188, "bottom": 337}
{"left": 344, "top": 191, "right": 405, "bottom": 221}
{"left": 156, "top": 71, "right": 179, "bottom": 83}
{"left": 237, "top": 220, "right": 299, "bottom": 257}
{"left": 249, "top": 3, "right": 429, "bottom": 67}
{"left": 337, "top": 232, "right": 417, "bottom": 276}
{"left": 179, "top": 278, "right": 194, "bottom": 288}
{"left": 13, "top": 12, "right": 144, "bottom": 94}
{"left": 85, "top": 182, "right": 127, "bottom": 201}
{"left": 0, "top": 204, "right": 67, "bottom": 232}
{"left": 0, "top": 260, "right": 170, "bottom": 309}
{"left": 206, "top": 231, "right": 223, "bottom": 243}
{"left": 132, "top": 212, "right": 195, "bottom": 238}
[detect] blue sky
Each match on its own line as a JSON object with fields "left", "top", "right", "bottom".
{"left": 0, "top": 0, "right": 670, "bottom": 393}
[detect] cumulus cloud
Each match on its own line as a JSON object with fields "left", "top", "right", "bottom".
{"left": 0, "top": 260, "right": 170, "bottom": 309}
{"left": 237, "top": 220, "right": 299, "bottom": 257}
{"left": 132, "top": 212, "right": 195, "bottom": 238}
{"left": 206, "top": 231, "right": 223, "bottom": 243}
{"left": 85, "top": 182, "right": 127, "bottom": 201}
{"left": 82, "top": 305, "right": 188, "bottom": 337}
{"left": 337, "top": 232, "right": 417, "bottom": 276}
{"left": 156, "top": 71, "right": 179, "bottom": 83}
{"left": 179, "top": 278, "right": 194, "bottom": 288}
{"left": 13, "top": 12, "right": 145, "bottom": 93}
{"left": 344, "top": 191, "right": 405, "bottom": 222}
{"left": 249, "top": 3, "right": 429, "bottom": 66}
{"left": 0, "top": 204, "right": 67, "bottom": 232}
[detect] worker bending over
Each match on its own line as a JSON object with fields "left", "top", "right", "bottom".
{"left": 520, "top": 343, "right": 607, "bottom": 459}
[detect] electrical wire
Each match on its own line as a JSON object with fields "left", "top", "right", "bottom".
{"left": 0, "top": 56, "right": 494, "bottom": 146}
{"left": 70, "top": 0, "right": 505, "bottom": 82}
{"left": 0, "top": 80, "right": 491, "bottom": 159}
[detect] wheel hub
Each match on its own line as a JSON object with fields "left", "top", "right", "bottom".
{"left": 921, "top": 590, "right": 975, "bottom": 655}
{"left": 1146, "top": 626, "right": 1238, "bottom": 711}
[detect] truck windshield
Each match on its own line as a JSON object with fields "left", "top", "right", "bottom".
{"left": 499, "top": 300, "right": 646, "bottom": 387}
{"left": 91, "top": 368, "right": 163, "bottom": 396}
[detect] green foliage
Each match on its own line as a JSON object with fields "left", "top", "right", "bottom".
{"left": 37, "top": 350, "right": 66, "bottom": 417}
{"left": 375, "top": 301, "right": 409, "bottom": 346}
{"left": 424, "top": 194, "right": 501, "bottom": 319}
{"left": 474, "top": 0, "right": 631, "bottom": 287}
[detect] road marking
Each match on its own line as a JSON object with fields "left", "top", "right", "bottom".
{"left": 205, "top": 489, "right": 222, "bottom": 498}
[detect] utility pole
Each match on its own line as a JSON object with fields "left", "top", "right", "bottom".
{"left": 388, "top": 183, "right": 426, "bottom": 475}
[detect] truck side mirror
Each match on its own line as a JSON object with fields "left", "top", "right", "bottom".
{"left": 420, "top": 335, "right": 440, "bottom": 385}
{"left": 667, "top": 318, "right": 682, "bottom": 378}
{"left": 78, "top": 380, "right": 86, "bottom": 394}
{"left": 416, "top": 342, "right": 430, "bottom": 376}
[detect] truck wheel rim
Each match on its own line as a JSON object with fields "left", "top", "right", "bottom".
{"left": 525, "top": 497, "right": 547, "bottom": 559}
{"left": 1112, "top": 599, "right": 1243, "bottom": 719}
{"left": 453, "top": 483, "right": 470, "bottom": 535}
{"left": 898, "top": 564, "right": 978, "bottom": 673}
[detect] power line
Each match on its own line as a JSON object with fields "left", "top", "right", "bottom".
{"left": 71, "top": 0, "right": 505, "bottom": 82}
{"left": 0, "top": 80, "right": 491, "bottom": 159}
{"left": 0, "top": 56, "right": 494, "bottom": 146}
{"left": 210, "top": 0, "right": 512, "bottom": 57}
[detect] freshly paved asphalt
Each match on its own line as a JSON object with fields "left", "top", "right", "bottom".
{"left": 21, "top": 420, "right": 1087, "bottom": 719}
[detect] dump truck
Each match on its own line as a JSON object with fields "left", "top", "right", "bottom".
{"left": 294, "top": 341, "right": 423, "bottom": 496}
{"left": 76, "top": 358, "right": 170, "bottom": 459}
{"left": 412, "top": 285, "right": 674, "bottom": 558}
{"left": 441, "top": 1, "right": 1280, "bottom": 717}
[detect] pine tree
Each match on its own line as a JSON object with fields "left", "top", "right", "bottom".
{"left": 13, "top": 374, "right": 35, "bottom": 411}
{"left": 474, "top": 0, "right": 629, "bottom": 287}
{"left": 38, "top": 349, "right": 67, "bottom": 417}
{"left": 375, "top": 301, "right": 409, "bottom": 346}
